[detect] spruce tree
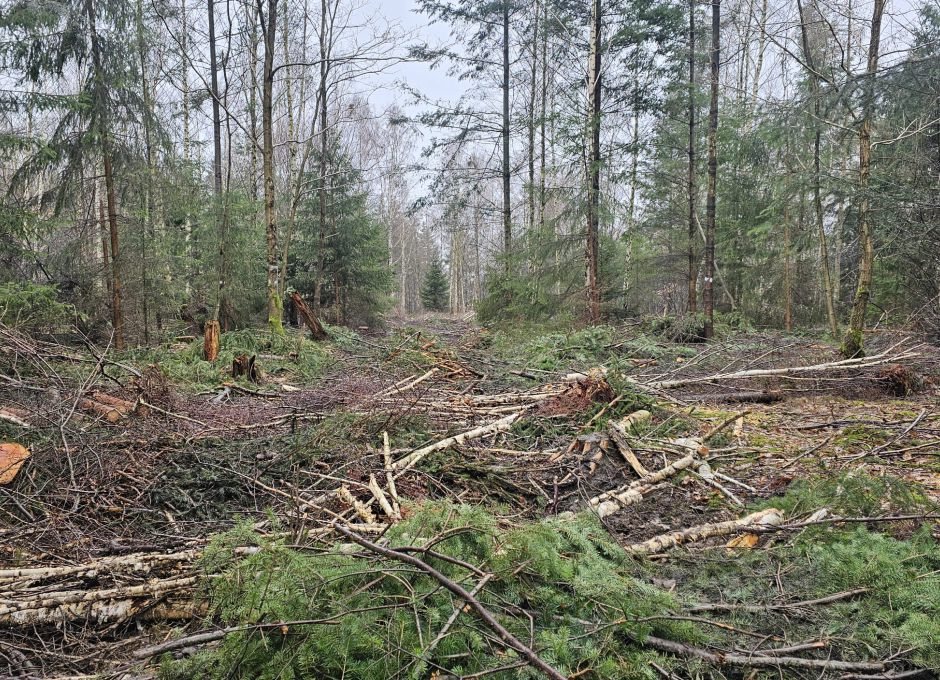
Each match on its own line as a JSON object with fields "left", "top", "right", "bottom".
{"left": 420, "top": 259, "right": 449, "bottom": 312}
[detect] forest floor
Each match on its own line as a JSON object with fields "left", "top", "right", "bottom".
{"left": 1, "top": 316, "right": 939, "bottom": 679}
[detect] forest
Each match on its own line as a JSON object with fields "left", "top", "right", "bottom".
{"left": 0, "top": 0, "right": 939, "bottom": 677}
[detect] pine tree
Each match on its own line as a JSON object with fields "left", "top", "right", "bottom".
{"left": 420, "top": 259, "right": 449, "bottom": 312}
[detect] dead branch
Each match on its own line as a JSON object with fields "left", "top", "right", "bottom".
{"left": 639, "top": 633, "right": 893, "bottom": 673}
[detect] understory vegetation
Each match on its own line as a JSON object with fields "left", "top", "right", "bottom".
{"left": 161, "top": 473, "right": 940, "bottom": 679}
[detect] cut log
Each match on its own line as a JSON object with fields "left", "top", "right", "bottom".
{"left": 90, "top": 391, "right": 149, "bottom": 417}
{"left": 623, "top": 508, "right": 784, "bottom": 554}
{"left": 0, "top": 406, "right": 31, "bottom": 428}
{"left": 79, "top": 399, "right": 122, "bottom": 423}
{"left": 0, "top": 443, "right": 30, "bottom": 484}
{"left": 290, "top": 291, "right": 329, "bottom": 341}
{"left": 203, "top": 319, "right": 220, "bottom": 361}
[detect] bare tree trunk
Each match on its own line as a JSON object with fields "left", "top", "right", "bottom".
{"left": 703, "top": 0, "right": 720, "bottom": 339}
{"left": 797, "top": 0, "right": 838, "bottom": 337}
{"left": 527, "top": 0, "right": 538, "bottom": 238}
{"left": 315, "top": 0, "right": 329, "bottom": 308}
{"left": 584, "top": 0, "right": 602, "bottom": 324}
{"left": 501, "top": 0, "right": 511, "bottom": 266}
{"left": 86, "top": 0, "right": 124, "bottom": 350}
{"left": 783, "top": 196, "right": 793, "bottom": 332}
{"left": 842, "top": 0, "right": 885, "bottom": 358}
{"left": 687, "top": 0, "right": 697, "bottom": 313}
{"left": 260, "top": 0, "right": 284, "bottom": 334}
{"left": 99, "top": 189, "right": 111, "bottom": 298}
{"left": 136, "top": 0, "right": 153, "bottom": 345}
{"left": 204, "top": 0, "right": 226, "bottom": 358}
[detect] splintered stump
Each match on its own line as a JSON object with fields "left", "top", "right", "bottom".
{"left": 203, "top": 320, "right": 221, "bottom": 361}
{"left": 290, "top": 291, "right": 329, "bottom": 341}
{"left": 232, "top": 354, "right": 260, "bottom": 382}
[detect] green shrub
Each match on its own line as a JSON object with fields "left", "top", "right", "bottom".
{"left": 0, "top": 282, "right": 75, "bottom": 331}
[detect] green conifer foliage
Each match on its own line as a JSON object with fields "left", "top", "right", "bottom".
{"left": 420, "top": 258, "right": 449, "bottom": 312}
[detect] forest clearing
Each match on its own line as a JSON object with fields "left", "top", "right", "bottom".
{"left": 1, "top": 316, "right": 939, "bottom": 678}
{"left": 1, "top": 0, "right": 939, "bottom": 677}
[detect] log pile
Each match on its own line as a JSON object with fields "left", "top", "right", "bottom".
{"left": 0, "top": 550, "right": 202, "bottom": 626}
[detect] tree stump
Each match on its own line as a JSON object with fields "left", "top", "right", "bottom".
{"left": 289, "top": 291, "right": 329, "bottom": 341}
{"left": 203, "top": 320, "right": 220, "bottom": 362}
{"left": 232, "top": 354, "right": 260, "bottom": 382}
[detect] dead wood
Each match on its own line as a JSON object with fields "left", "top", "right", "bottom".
{"left": 0, "top": 406, "right": 31, "bottom": 428}
{"left": 639, "top": 634, "right": 892, "bottom": 673}
{"left": 390, "top": 412, "right": 523, "bottom": 472}
{"left": 607, "top": 410, "right": 651, "bottom": 476}
{"left": 79, "top": 398, "right": 123, "bottom": 423}
{"left": 693, "top": 390, "right": 783, "bottom": 404}
{"left": 232, "top": 354, "right": 260, "bottom": 382}
{"left": 645, "top": 342, "right": 920, "bottom": 390}
{"left": 588, "top": 440, "right": 705, "bottom": 517}
{"left": 622, "top": 508, "right": 784, "bottom": 554}
{"left": 290, "top": 291, "right": 329, "bottom": 341}
{"left": 203, "top": 319, "right": 220, "bottom": 361}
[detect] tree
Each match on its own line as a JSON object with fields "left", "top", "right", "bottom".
{"left": 841, "top": 0, "right": 886, "bottom": 358}
{"left": 259, "top": 0, "right": 283, "bottom": 335}
{"left": 420, "top": 259, "right": 450, "bottom": 312}
{"left": 584, "top": 0, "right": 602, "bottom": 323}
{"left": 703, "top": 0, "right": 720, "bottom": 339}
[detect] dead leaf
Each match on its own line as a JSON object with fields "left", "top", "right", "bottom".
{"left": 725, "top": 533, "right": 759, "bottom": 550}
{"left": 0, "top": 443, "right": 30, "bottom": 484}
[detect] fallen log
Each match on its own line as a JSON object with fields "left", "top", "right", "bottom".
{"left": 290, "top": 291, "right": 329, "bottom": 341}
{"left": 588, "top": 439, "right": 705, "bottom": 517}
{"left": 623, "top": 507, "right": 784, "bottom": 555}
{"left": 391, "top": 412, "right": 523, "bottom": 473}
{"left": 645, "top": 342, "right": 919, "bottom": 390}
{"left": 693, "top": 390, "right": 784, "bottom": 404}
{"left": 91, "top": 391, "right": 149, "bottom": 417}
{"left": 79, "top": 398, "right": 122, "bottom": 423}
{"left": 607, "top": 410, "right": 651, "bottom": 477}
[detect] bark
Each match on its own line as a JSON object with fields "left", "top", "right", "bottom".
{"left": 783, "top": 196, "right": 793, "bottom": 331}
{"left": 623, "top": 507, "right": 784, "bottom": 554}
{"left": 584, "top": 0, "right": 602, "bottom": 323}
{"left": 315, "top": 0, "right": 329, "bottom": 308}
{"left": 797, "top": 0, "right": 838, "bottom": 337}
{"left": 86, "top": 0, "right": 124, "bottom": 350}
{"left": 527, "top": 0, "right": 539, "bottom": 237}
{"left": 391, "top": 412, "right": 522, "bottom": 472}
{"left": 501, "top": 0, "right": 512, "bottom": 264}
{"left": 204, "top": 320, "right": 220, "bottom": 362}
{"left": 687, "top": 0, "right": 697, "bottom": 313}
{"left": 260, "top": 0, "right": 284, "bottom": 334}
{"left": 290, "top": 291, "right": 329, "bottom": 341}
{"left": 703, "top": 0, "right": 719, "bottom": 339}
{"left": 842, "top": 0, "right": 885, "bottom": 358}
